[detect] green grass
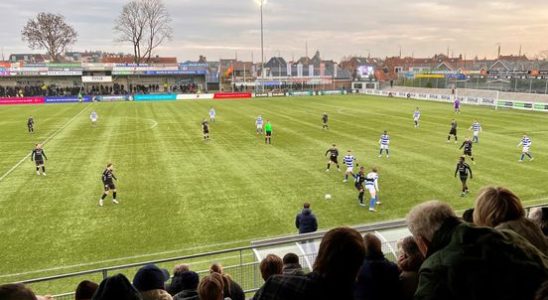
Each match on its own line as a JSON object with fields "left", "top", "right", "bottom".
{"left": 0, "top": 95, "right": 547, "bottom": 287}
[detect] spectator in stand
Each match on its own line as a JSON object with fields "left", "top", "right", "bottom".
{"left": 198, "top": 273, "right": 229, "bottom": 300}
{"left": 473, "top": 186, "right": 548, "bottom": 253}
{"left": 255, "top": 227, "right": 366, "bottom": 300}
{"left": 282, "top": 253, "right": 304, "bottom": 276}
{"left": 461, "top": 208, "right": 474, "bottom": 223}
{"left": 254, "top": 254, "right": 284, "bottom": 300}
{"left": 407, "top": 200, "right": 548, "bottom": 300}
{"left": 75, "top": 280, "right": 99, "bottom": 300}
{"left": 133, "top": 264, "right": 172, "bottom": 300}
{"left": 172, "top": 271, "right": 200, "bottom": 300}
{"left": 92, "top": 274, "right": 142, "bottom": 300}
{"left": 209, "top": 264, "right": 245, "bottom": 300}
{"left": 397, "top": 236, "right": 425, "bottom": 300}
{"left": 354, "top": 233, "right": 400, "bottom": 300}
{"left": 0, "top": 283, "right": 38, "bottom": 300}
{"left": 529, "top": 207, "right": 548, "bottom": 237}
{"left": 167, "top": 264, "right": 190, "bottom": 295}
{"left": 295, "top": 202, "right": 318, "bottom": 256}
{"left": 535, "top": 281, "right": 548, "bottom": 300}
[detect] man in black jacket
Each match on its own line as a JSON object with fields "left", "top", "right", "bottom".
{"left": 296, "top": 203, "right": 318, "bottom": 257}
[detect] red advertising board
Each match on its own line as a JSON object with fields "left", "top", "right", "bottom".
{"left": 0, "top": 97, "right": 45, "bottom": 105}
{"left": 213, "top": 92, "right": 252, "bottom": 100}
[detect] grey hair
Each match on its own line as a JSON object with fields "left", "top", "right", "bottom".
{"left": 406, "top": 201, "right": 456, "bottom": 242}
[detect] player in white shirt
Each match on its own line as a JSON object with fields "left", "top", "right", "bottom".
{"left": 365, "top": 168, "right": 380, "bottom": 212}
{"left": 343, "top": 150, "right": 357, "bottom": 183}
{"left": 517, "top": 134, "right": 534, "bottom": 162}
{"left": 209, "top": 108, "right": 216, "bottom": 122}
{"left": 413, "top": 108, "right": 421, "bottom": 128}
{"left": 469, "top": 120, "right": 482, "bottom": 143}
{"left": 256, "top": 115, "right": 264, "bottom": 135}
{"left": 378, "top": 131, "right": 390, "bottom": 158}
{"left": 90, "top": 111, "right": 98, "bottom": 126}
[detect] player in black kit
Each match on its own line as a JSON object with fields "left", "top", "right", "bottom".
{"left": 354, "top": 166, "right": 367, "bottom": 207}
{"left": 202, "top": 119, "right": 210, "bottom": 140}
{"left": 454, "top": 156, "right": 473, "bottom": 197}
{"left": 322, "top": 113, "right": 329, "bottom": 130}
{"left": 31, "top": 143, "right": 48, "bottom": 176}
{"left": 27, "top": 116, "right": 34, "bottom": 133}
{"left": 325, "top": 144, "right": 340, "bottom": 172}
{"left": 459, "top": 137, "right": 475, "bottom": 164}
{"left": 99, "top": 163, "right": 119, "bottom": 207}
{"left": 447, "top": 119, "right": 458, "bottom": 143}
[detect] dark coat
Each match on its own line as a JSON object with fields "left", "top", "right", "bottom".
{"left": 282, "top": 263, "right": 305, "bottom": 276}
{"left": 354, "top": 253, "right": 400, "bottom": 300}
{"left": 415, "top": 217, "right": 548, "bottom": 300}
{"left": 172, "top": 289, "right": 198, "bottom": 300}
{"left": 295, "top": 208, "right": 318, "bottom": 234}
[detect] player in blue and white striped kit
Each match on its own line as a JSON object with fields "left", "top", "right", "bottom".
{"left": 469, "top": 120, "right": 482, "bottom": 143}
{"left": 413, "top": 108, "right": 421, "bottom": 128}
{"left": 365, "top": 168, "right": 380, "bottom": 212}
{"left": 517, "top": 134, "right": 534, "bottom": 162}
{"left": 343, "top": 150, "right": 357, "bottom": 183}
{"left": 378, "top": 131, "right": 390, "bottom": 158}
{"left": 256, "top": 115, "right": 264, "bottom": 135}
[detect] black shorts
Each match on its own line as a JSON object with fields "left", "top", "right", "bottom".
{"left": 203, "top": 129, "right": 209, "bottom": 134}
{"left": 330, "top": 157, "right": 338, "bottom": 164}
{"left": 464, "top": 150, "right": 472, "bottom": 156}
{"left": 354, "top": 184, "right": 364, "bottom": 191}
{"left": 266, "top": 131, "right": 272, "bottom": 137}
{"left": 104, "top": 182, "right": 116, "bottom": 191}
{"left": 449, "top": 129, "right": 457, "bottom": 135}
{"left": 459, "top": 176, "right": 468, "bottom": 183}
{"left": 35, "top": 160, "right": 44, "bottom": 166}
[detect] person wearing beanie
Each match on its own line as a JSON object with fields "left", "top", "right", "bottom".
{"left": 75, "top": 280, "right": 99, "bottom": 300}
{"left": 172, "top": 271, "right": 200, "bottom": 300}
{"left": 92, "top": 274, "right": 141, "bottom": 300}
{"left": 133, "top": 264, "right": 173, "bottom": 300}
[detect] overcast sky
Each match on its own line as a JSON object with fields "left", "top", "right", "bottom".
{"left": 1, "top": 0, "right": 547, "bottom": 62}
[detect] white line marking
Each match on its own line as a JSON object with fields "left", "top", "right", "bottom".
{"left": 0, "top": 105, "right": 90, "bottom": 183}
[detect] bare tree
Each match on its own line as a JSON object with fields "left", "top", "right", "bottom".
{"left": 114, "top": 0, "right": 172, "bottom": 64}
{"left": 21, "top": 13, "right": 78, "bottom": 62}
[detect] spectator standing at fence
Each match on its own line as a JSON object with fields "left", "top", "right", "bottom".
{"left": 354, "top": 233, "right": 400, "bottom": 300}
{"left": 296, "top": 202, "right": 318, "bottom": 256}
{"left": 76, "top": 280, "right": 99, "bottom": 300}
{"left": 255, "top": 227, "right": 366, "bottom": 300}
{"left": 397, "top": 236, "right": 425, "bottom": 300}
{"left": 92, "top": 274, "right": 142, "bottom": 300}
{"left": 473, "top": 186, "right": 548, "bottom": 253}
{"left": 133, "top": 264, "right": 173, "bottom": 300}
{"left": 282, "top": 253, "right": 305, "bottom": 276}
{"left": 407, "top": 200, "right": 548, "bottom": 300}
{"left": 172, "top": 271, "right": 200, "bottom": 300}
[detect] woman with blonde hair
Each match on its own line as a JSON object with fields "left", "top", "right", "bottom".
{"left": 473, "top": 186, "right": 548, "bottom": 253}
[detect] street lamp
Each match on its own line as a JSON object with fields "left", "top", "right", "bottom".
{"left": 255, "top": 0, "right": 267, "bottom": 92}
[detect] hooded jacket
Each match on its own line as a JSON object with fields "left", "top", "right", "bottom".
{"left": 295, "top": 208, "right": 318, "bottom": 234}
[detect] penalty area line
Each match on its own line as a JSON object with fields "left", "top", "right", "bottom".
{"left": 0, "top": 104, "right": 91, "bottom": 183}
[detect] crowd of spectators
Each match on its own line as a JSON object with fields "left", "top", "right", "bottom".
{"left": 0, "top": 85, "right": 82, "bottom": 97}
{"left": 1, "top": 185, "right": 547, "bottom": 300}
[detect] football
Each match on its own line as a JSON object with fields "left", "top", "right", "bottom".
{"left": 324, "top": 194, "right": 332, "bottom": 200}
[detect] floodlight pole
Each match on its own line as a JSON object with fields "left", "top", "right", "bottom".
{"left": 260, "top": 0, "right": 265, "bottom": 92}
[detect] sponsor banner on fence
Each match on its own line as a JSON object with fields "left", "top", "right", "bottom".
{"left": 289, "top": 91, "right": 314, "bottom": 96}
{"left": 213, "top": 92, "right": 252, "bottom": 99}
{"left": 271, "top": 92, "right": 286, "bottom": 97}
{"left": 176, "top": 93, "right": 214, "bottom": 100}
{"left": 0, "top": 97, "right": 45, "bottom": 105}
{"left": 253, "top": 93, "right": 269, "bottom": 98}
{"left": 97, "top": 95, "right": 131, "bottom": 102}
{"left": 134, "top": 94, "right": 177, "bottom": 101}
{"left": 82, "top": 76, "right": 113, "bottom": 83}
{"left": 45, "top": 96, "right": 92, "bottom": 103}
{"left": 319, "top": 90, "right": 344, "bottom": 96}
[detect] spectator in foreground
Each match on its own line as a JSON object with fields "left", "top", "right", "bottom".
{"left": 282, "top": 253, "right": 304, "bottom": 276}
{"left": 397, "top": 236, "right": 425, "bottom": 300}
{"left": 473, "top": 186, "right": 548, "bottom": 253}
{"left": 92, "top": 274, "right": 142, "bottom": 300}
{"left": 255, "top": 227, "right": 365, "bottom": 300}
{"left": 295, "top": 202, "right": 318, "bottom": 256}
{"left": 209, "top": 264, "right": 244, "bottom": 300}
{"left": 407, "top": 200, "right": 548, "bottom": 300}
{"left": 529, "top": 207, "right": 548, "bottom": 237}
{"left": 0, "top": 283, "right": 37, "bottom": 300}
{"left": 197, "top": 273, "right": 229, "bottom": 300}
{"left": 172, "top": 271, "right": 199, "bottom": 300}
{"left": 254, "top": 254, "right": 284, "bottom": 300}
{"left": 167, "top": 264, "right": 191, "bottom": 295}
{"left": 354, "top": 233, "right": 400, "bottom": 300}
{"left": 133, "top": 264, "right": 172, "bottom": 300}
{"left": 75, "top": 280, "right": 99, "bottom": 300}
{"left": 536, "top": 281, "right": 548, "bottom": 300}
{"left": 461, "top": 208, "right": 474, "bottom": 223}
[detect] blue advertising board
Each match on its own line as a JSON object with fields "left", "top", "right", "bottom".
{"left": 45, "top": 96, "right": 92, "bottom": 103}
{"left": 134, "top": 94, "right": 177, "bottom": 101}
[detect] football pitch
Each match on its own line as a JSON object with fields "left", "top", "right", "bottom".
{"left": 1, "top": 94, "right": 547, "bottom": 282}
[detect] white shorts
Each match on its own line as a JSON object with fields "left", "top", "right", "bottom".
{"left": 380, "top": 144, "right": 389, "bottom": 150}
{"left": 473, "top": 131, "right": 479, "bottom": 137}
{"left": 414, "top": 117, "right": 419, "bottom": 122}
{"left": 257, "top": 124, "right": 263, "bottom": 129}
{"left": 366, "top": 185, "right": 376, "bottom": 194}
{"left": 522, "top": 147, "right": 530, "bottom": 153}
{"left": 346, "top": 167, "right": 354, "bottom": 173}
{"left": 91, "top": 118, "right": 97, "bottom": 122}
